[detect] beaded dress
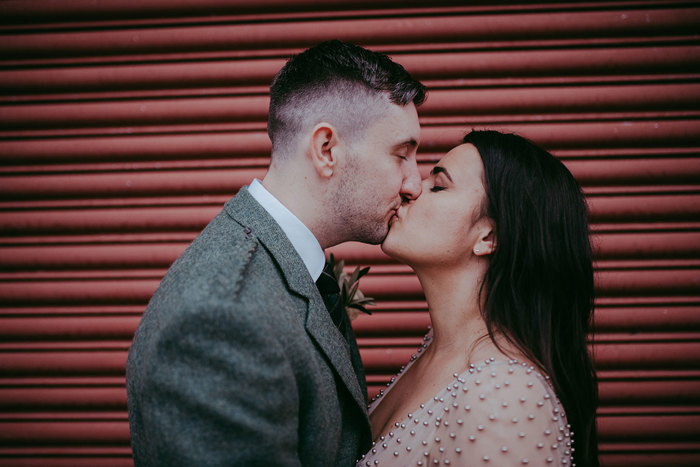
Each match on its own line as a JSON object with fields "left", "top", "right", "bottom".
{"left": 357, "top": 333, "right": 574, "bottom": 466}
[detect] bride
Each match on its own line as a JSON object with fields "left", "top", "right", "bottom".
{"left": 357, "top": 130, "right": 598, "bottom": 466}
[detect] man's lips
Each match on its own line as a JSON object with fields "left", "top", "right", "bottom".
{"left": 388, "top": 208, "right": 398, "bottom": 223}
{"left": 389, "top": 206, "right": 401, "bottom": 223}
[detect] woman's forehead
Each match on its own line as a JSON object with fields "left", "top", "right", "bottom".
{"left": 438, "top": 143, "right": 483, "bottom": 183}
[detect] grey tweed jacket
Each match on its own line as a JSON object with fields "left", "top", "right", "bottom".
{"left": 126, "top": 187, "right": 371, "bottom": 466}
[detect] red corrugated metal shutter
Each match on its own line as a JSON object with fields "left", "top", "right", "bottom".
{"left": 1, "top": 1, "right": 699, "bottom": 465}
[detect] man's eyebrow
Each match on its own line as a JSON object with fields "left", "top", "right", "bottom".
{"left": 430, "top": 166, "right": 453, "bottom": 182}
{"left": 393, "top": 139, "right": 418, "bottom": 150}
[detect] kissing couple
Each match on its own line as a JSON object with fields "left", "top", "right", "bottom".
{"left": 126, "top": 40, "right": 598, "bottom": 467}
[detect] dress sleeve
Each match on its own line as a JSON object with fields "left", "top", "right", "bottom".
{"left": 430, "top": 361, "right": 573, "bottom": 466}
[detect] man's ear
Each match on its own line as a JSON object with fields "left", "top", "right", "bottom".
{"left": 309, "top": 122, "right": 339, "bottom": 179}
{"left": 473, "top": 220, "right": 496, "bottom": 256}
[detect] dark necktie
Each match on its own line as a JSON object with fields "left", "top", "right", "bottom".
{"left": 315, "top": 262, "right": 345, "bottom": 333}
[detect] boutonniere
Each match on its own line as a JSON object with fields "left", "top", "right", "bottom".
{"left": 328, "top": 253, "right": 375, "bottom": 321}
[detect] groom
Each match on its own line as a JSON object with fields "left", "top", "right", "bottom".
{"left": 126, "top": 40, "right": 426, "bottom": 466}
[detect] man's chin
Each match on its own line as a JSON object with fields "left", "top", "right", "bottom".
{"left": 368, "top": 231, "right": 387, "bottom": 246}
{"left": 350, "top": 225, "right": 387, "bottom": 245}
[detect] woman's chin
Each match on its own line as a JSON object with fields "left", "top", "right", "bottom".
{"left": 381, "top": 232, "right": 407, "bottom": 263}
{"left": 380, "top": 233, "right": 398, "bottom": 257}
{"left": 379, "top": 238, "right": 394, "bottom": 256}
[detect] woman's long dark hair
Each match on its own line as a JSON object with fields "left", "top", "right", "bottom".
{"left": 463, "top": 130, "right": 599, "bottom": 467}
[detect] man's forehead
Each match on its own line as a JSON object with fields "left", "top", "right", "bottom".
{"left": 365, "top": 101, "right": 420, "bottom": 145}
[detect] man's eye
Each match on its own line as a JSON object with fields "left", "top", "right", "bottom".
{"left": 430, "top": 186, "right": 446, "bottom": 192}
{"left": 396, "top": 155, "right": 408, "bottom": 161}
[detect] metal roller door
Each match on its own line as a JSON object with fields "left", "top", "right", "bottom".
{"left": 1, "top": 1, "right": 699, "bottom": 465}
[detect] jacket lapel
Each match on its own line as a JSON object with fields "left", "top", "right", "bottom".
{"left": 225, "top": 188, "right": 370, "bottom": 421}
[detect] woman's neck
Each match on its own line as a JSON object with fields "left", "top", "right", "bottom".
{"left": 414, "top": 260, "right": 512, "bottom": 366}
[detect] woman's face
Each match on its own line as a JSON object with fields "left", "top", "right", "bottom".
{"left": 382, "top": 143, "right": 492, "bottom": 268}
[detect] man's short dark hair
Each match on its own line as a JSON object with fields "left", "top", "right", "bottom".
{"left": 267, "top": 40, "right": 427, "bottom": 159}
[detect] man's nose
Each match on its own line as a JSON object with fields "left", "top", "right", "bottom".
{"left": 401, "top": 164, "right": 422, "bottom": 200}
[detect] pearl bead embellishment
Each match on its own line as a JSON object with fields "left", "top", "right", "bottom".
{"left": 358, "top": 332, "right": 574, "bottom": 467}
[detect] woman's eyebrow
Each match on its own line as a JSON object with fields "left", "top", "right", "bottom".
{"left": 430, "top": 166, "right": 453, "bottom": 182}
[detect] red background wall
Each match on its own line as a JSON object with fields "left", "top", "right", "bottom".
{"left": 1, "top": 1, "right": 699, "bottom": 465}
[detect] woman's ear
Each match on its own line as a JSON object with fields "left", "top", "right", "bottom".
{"left": 473, "top": 220, "right": 496, "bottom": 256}
{"left": 309, "top": 122, "right": 339, "bottom": 179}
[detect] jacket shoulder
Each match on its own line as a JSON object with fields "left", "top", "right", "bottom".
{"left": 151, "top": 208, "right": 265, "bottom": 306}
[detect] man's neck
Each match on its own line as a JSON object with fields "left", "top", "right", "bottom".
{"left": 248, "top": 178, "right": 325, "bottom": 280}
{"left": 262, "top": 171, "right": 336, "bottom": 249}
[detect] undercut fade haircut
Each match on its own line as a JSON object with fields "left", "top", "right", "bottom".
{"left": 267, "top": 40, "right": 427, "bottom": 159}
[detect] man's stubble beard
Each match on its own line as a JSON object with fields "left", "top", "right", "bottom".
{"left": 334, "top": 156, "right": 389, "bottom": 245}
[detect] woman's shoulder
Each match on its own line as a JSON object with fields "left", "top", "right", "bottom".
{"left": 442, "top": 358, "right": 573, "bottom": 465}
{"left": 467, "top": 358, "right": 557, "bottom": 397}
{"left": 456, "top": 357, "right": 566, "bottom": 425}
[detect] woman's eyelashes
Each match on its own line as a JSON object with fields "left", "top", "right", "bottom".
{"left": 430, "top": 185, "right": 446, "bottom": 192}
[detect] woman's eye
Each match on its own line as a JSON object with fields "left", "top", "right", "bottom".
{"left": 397, "top": 155, "right": 408, "bottom": 161}
{"left": 430, "top": 186, "right": 446, "bottom": 192}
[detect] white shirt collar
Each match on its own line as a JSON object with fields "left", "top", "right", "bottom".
{"left": 247, "top": 179, "right": 325, "bottom": 281}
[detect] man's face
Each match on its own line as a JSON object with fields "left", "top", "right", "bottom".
{"left": 335, "top": 101, "right": 422, "bottom": 244}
